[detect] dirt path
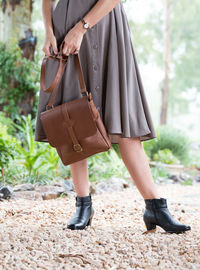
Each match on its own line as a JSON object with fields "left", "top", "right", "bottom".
{"left": 0, "top": 183, "right": 199, "bottom": 270}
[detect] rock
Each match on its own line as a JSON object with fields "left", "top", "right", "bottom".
{"left": 0, "top": 186, "right": 13, "bottom": 199}
{"left": 150, "top": 161, "right": 184, "bottom": 175}
{"left": 50, "top": 177, "right": 65, "bottom": 187}
{"left": 109, "top": 177, "right": 130, "bottom": 188}
{"left": 42, "top": 192, "right": 58, "bottom": 200}
{"left": 12, "top": 183, "right": 77, "bottom": 200}
{"left": 34, "top": 185, "right": 65, "bottom": 194}
{"left": 89, "top": 183, "right": 96, "bottom": 194}
{"left": 166, "top": 179, "right": 176, "bottom": 184}
{"left": 94, "top": 181, "right": 109, "bottom": 194}
{"left": 0, "top": 192, "right": 4, "bottom": 200}
{"left": 169, "top": 174, "right": 184, "bottom": 182}
{"left": 156, "top": 176, "right": 167, "bottom": 183}
{"left": 92, "top": 177, "right": 130, "bottom": 194}
{"left": 13, "top": 183, "right": 35, "bottom": 192}
{"left": 13, "top": 191, "right": 42, "bottom": 200}
{"left": 194, "top": 175, "right": 200, "bottom": 182}
{"left": 34, "top": 185, "right": 67, "bottom": 200}
{"left": 180, "top": 172, "right": 191, "bottom": 181}
{"left": 63, "top": 179, "right": 74, "bottom": 192}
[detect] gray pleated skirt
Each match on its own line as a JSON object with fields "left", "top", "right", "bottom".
{"left": 34, "top": 0, "right": 157, "bottom": 144}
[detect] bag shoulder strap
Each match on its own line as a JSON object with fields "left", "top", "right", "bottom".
{"left": 40, "top": 50, "right": 88, "bottom": 108}
{"left": 40, "top": 55, "right": 67, "bottom": 93}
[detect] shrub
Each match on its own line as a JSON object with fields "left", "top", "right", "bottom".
{"left": 153, "top": 148, "right": 180, "bottom": 164}
{"left": 0, "top": 114, "right": 61, "bottom": 184}
{"left": 0, "top": 123, "right": 17, "bottom": 184}
{"left": 13, "top": 115, "right": 60, "bottom": 182}
{"left": 143, "top": 125, "right": 191, "bottom": 165}
{"left": 88, "top": 147, "right": 129, "bottom": 182}
{"left": 0, "top": 41, "right": 40, "bottom": 119}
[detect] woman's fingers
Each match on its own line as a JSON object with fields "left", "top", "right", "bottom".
{"left": 62, "top": 43, "right": 72, "bottom": 55}
{"left": 71, "top": 48, "right": 79, "bottom": 55}
{"left": 43, "top": 41, "right": 79, "bottom": 56}
{"left": 70, "top": 45, "right": 78, "bottom": 55}
{"left": 42, "top": 43, "right": 51, "bottom": 56}
{"left": 61, "top": 25, "right": 83, "bottom": 55}
{"left": 62, "top": 44, "right": 80, "bottom": 55}
{"left": 63, "top": 46, "right": 74, "bottom": 55}
{"left": 51, "top": 36, "right": 58, "bottom": 54}
{"left": 42, "top": 36, "right": 58, "bottom": 56}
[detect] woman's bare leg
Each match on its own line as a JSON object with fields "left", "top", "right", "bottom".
{"left": 118, "top": 136, "right": 160, "bottom": 199}
{"left": 70, "top": 158, "right": 90, "bottom": 197}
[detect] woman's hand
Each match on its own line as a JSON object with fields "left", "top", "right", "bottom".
{"left": 62, "top": 22, "right": 87, "bottom": 56}
{"left": 42, "top": 29, "right": 58, "bottom": 56}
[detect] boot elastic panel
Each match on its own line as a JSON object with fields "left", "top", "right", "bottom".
{"left": 144, "top": 197, "right": 167, "bottom": 209}
{"left": 76, "top": 194, "right": 92, "bottom": 202}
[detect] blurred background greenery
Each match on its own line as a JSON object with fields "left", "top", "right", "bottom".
{"left": 0, "top": 0, "right": 199, "bottom": 186}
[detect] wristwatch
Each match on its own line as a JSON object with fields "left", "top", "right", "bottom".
{"left": 81, "top": 18, "right": 90, "bottom": 30}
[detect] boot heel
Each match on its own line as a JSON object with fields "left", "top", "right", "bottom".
{"left": 87, "top": 212, "right": 94, "bottom": 226}
{"left": 87, "top": 218, "right": 92, "bottom": 226}
{"left": 144, "top": 221, "right": 156, "bottom": 231}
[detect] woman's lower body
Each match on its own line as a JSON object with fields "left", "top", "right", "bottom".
{"left": 71, "top": 136, "right": 159, "bottom": 200}
{"left": 34, "top": 0, "right": 191, "bottom": 232}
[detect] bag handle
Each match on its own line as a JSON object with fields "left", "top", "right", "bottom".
{"left": 40, "top": 40, "right": 88, "bottom": 109}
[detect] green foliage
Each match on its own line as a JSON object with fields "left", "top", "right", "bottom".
{"left": 0, "top": 111, "right": 16, "bottom": 135}
{"left": 187, "top": 145, "right": 200, "bottom": 169}
{"left": 13, "top": 115, "right": 60, "bottom": 180}
{"left": 13, "top": 115, "right": 41, "bottom": 176}
{"left": 153, "top": 148, "right": 179, "bottom": 164}
{"left": 180, "top": 178, "right": 193, "bottom": 186}
{"left": 0, "top": 113, "right": 196, "bottom": 186}
{"left": 0, "top": 136, "right": 15, "bottom": 172}
{"left": 143, "top": 125, "right": 191, "bottom": 165}
{"left": 0, "top": 114, "right": 62, "bottom": 184}
{"left": 0, "top": 41, "right": 40, "bottom": 118}
{"left": 151, "top": 165, "right": 170, "bottom": 180}
{"left": 88, "top": 147, "right": 129, "bottom": 183}
{"left": 111, "top": 143, "right": 120, "bottom": 157}
{"left": 0, "top": 122, "right": 17, "bottom": 182}
{"left": 0, "top": 113, "right": 130, "bottom": 185}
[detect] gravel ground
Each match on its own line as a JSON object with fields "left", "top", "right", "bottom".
{"left": 0, "top": 183, "right": 199, "bottom": 270}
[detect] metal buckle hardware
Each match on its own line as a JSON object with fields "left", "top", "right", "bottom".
{"left": 82, "top": 91, "right": 88, "bottom": 96}
{"left": 73, "top": 144, "right": 83, "bottom": 152}
{"left": 46, "top": 104, "right": 54, "bottom": 110}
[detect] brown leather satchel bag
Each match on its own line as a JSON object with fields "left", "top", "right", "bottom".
{"left": 40, "top": 42, "right": 112, "bottom": 165}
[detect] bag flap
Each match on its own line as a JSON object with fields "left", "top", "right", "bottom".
{"left": 40, "top": 96, "right": 98, "bottom": 147}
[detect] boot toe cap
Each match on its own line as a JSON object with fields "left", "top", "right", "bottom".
{"left": 67, "top": 223, "right": 75, "bottom": 230}
{"left": 74, "top": 222, "right": 87, "bottom": 230}
{"left": 178, "top": 224, "right": 191, "bottom": 232}
{"left": 184, "top": 225, "right": 191, "bottom": 231}
{"left": 167, "top": 224, "right": 191, "bottom": 233}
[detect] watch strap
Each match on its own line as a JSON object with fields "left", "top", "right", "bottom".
{"left": 81, "top": 18, "right": 90, "bottom": 29}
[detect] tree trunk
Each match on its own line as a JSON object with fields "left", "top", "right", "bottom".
{"left": 0, "top": 0, "right": 37, "bottom": 115}
{"left": 160, "top": 0, "right": 171, "bottom": 125}
{"left": 1, "top": 1, "right": 33, "bottom": 43}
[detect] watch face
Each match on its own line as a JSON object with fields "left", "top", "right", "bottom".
{"left": 84, "top": 23, "right": 89, "bottom": 29}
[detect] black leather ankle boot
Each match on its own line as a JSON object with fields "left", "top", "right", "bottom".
{"left": 143, "top": 198, "right": 191, "bottom": 233}
{"left": 67, "top": 194, "right": 94, "bottom": 230}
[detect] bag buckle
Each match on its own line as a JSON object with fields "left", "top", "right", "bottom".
{"left": 46, "top": 104, "right": 54, "bottom": 110}
{"left": 82, "top": 91, "right": 88, "bottom": 96}
{"left": 73, "top": 143, "right": 83, "bottom": 152}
